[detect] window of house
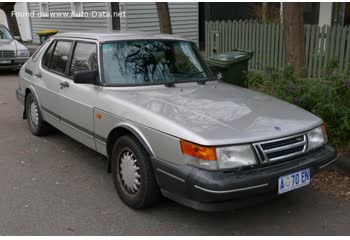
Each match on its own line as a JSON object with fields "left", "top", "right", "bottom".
{"left": 49, "top": 41, "right": 73, "bottom": 74}
{"left": 42, "top": 41, "right": 56, "bottom": 68}
{"left": 39, "top": 2, "right": 49, "bottom": 17}
{"left": 71, "top": 2, "right": 84, "bottom": 17}
{"left": 69, "top": 42, "right": 97, "bottom": 76}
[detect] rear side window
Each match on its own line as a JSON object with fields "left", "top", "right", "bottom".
{"left": 42, "top": 41, "right": 55, "bottom": 68}
{"left": 49, "top": 41, "right": 72, "bottom": 74}
{"left": 69, "top": 42, "right": 98, "bottom": 77}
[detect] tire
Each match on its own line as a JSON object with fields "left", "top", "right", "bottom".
{"left": 25, "top": 92, "right": 53, "bottom": 136}
{"left": 111, "top": 135, "right": 160, "bottom": 209}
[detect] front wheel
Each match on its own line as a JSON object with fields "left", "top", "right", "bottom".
{"left": 111, "top": 135, "right": 160, "bottom": 209}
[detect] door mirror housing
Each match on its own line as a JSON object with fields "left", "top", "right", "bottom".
{"left": 73, "top": 70, "right": 98, "bottom": 85}
{"left": 14, "top": 36, "right": 22, "bottom": 41}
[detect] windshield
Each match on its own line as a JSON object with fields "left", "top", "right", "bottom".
{"left": 102, "top": 40, "right": 213, "bottom": 85}
{"left": 0, "top": 25, "right": 13, "bottom": 40}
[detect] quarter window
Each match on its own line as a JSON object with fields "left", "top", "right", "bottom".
{"left": 69, "top": 42, "right": 97, "bottom": 76}
{"left": 49, "top": 41, "right": 72, "bottom": 74}
{"left": 42, "top": 41, "right": 55, "bottom": 68}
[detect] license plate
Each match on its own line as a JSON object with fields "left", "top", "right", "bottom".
{"left": 0, "top": 60, "right": 11, "bottom": 64}
{"left": 278, "top": 169, "right": 310, "bottom": 194}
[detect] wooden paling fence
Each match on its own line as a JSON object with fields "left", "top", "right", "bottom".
{"left": 205, "top": 20, "right": 350, "bottom": 78}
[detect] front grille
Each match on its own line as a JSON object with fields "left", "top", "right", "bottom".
{"left": 253, "top": 134, "right": 307, "bottom": 163}
{"left": 0, "top": 50, "right": 15, "bottom": 58}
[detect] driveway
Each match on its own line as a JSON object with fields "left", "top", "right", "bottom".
{"left": 0, "top": 71, "right": 349, "bottom": 235}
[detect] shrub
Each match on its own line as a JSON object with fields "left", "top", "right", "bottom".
{"left": 247, "top": 65, "right": 350, "bottom": 152}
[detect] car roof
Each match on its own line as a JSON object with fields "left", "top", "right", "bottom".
{"left": 52, "top": 31, "right": 191, "bottom": 42}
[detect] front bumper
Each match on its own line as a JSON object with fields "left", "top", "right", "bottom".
{"left": 152, "top": 144, "right": 337, "bottom": 211}
{"left": 0, "top": 57, "right": 29, "bottom": 69}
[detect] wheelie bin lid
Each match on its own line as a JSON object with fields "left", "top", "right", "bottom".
{"left": 207, "top": 49, "right": 253, "bottom": 67}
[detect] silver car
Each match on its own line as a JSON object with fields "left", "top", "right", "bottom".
{"left": 16, "top": 32, "right": 337, "bottom": 211}
{"left": 0, "top": 24, "right": 29, "bottom": 69}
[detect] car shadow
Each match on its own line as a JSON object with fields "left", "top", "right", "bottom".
{"left": 0, "top": 69, "right": 20, "bottom": 76}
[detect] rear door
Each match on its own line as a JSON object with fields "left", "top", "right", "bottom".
{"left": 35, "top": 40, "right": 72, "bottom": 126}
{"left": 58, "top": 40, "right": 100, "bottom": 150}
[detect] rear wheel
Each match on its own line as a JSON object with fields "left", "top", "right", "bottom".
{"left": 111, "top": 135, "right": 160, "bottom": 209}
{"left": 25, "top": 92, "right": 53, "bottom": 136}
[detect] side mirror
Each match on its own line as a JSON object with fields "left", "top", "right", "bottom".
{"left": 14, "top": 36, "right": 21, "bottom": 41}
{"left": 73, "top": 70, "right": 98, "bottom": 85}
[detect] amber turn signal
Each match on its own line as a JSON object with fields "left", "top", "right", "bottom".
{"left": 180, "top": 139, "right": 217, "bottom": 161}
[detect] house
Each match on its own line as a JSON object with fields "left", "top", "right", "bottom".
{"left": 2, "top": 2, "right": 348, "bottom": 48}
{"left": 27, "top": 2, "right": 198, "bottom": 44}
{"left": 0, "top": 2, "right": 32, "bottom": 41}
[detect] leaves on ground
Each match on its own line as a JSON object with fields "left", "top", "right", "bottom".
{"left": 311, "top": 170, "right": 350, "bottom": 201}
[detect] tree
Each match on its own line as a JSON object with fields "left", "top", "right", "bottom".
{"left": 283, "top": 3, "right": 305, "bottom": 77}
{"left": 0, "top": 2, "right": 21, "bottom": 38}
{"left": 262, "top": 2, "right": 268, "bottom": 22}
{"left": 156, "top": 2, "right": 172, "bottom": 34}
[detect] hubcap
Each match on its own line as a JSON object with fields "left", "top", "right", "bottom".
{"left": 119, "top": 149, "right": 141, "bottom": 194}
{"left": 29, "top": 100, "right": 39, "bottom": 127}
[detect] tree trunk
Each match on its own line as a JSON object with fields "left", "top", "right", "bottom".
{"left": 156, "top": 2, "right": 172, "bottom": 34}
{"left": 0, "top": 3, "right": 21, "bottom": 39}
{"left": 284, "top": 3, "right": 305, "bottom": 77}
{"left": 262, "top": 2, "right": 268, "bottom": 22}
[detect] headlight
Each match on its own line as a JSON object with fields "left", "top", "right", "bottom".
{"left": 16, "top": 49, "right": 29, "bottom": 57}
{"left": 180, "top": 139, "right": 257, "bottom": 170}
{"left": 216, "top": 145, "right": 257, "bottom": 169}
{"left": 307, "top": 125, "right": 327, "bottom": 150}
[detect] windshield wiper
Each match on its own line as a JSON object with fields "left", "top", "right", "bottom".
{"left": 162, "top": 71, "right": 216, "bottom": 87}
{"left": 181, "top": 71, "right": 205, "bottom": 78}
{"left": 180, "top": 71, "right": 210, "bottom": 85}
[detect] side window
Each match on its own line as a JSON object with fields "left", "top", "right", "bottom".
{"left": 42, "top": 41, "right": 55, "bottom": 68}
{"left": 50, "top": 41, "right": 72, "bottom": 74}
{"left": 69, "top": 42, "right": 97, "bottom": 77}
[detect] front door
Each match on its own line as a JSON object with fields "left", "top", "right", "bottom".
{"left": 58, "top": 41, "right": 100, "bottom": 150}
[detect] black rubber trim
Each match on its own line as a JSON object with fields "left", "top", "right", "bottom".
{"left": 153, "top": 144, "right": 337, "bottom": 211}
{"left": 41, "top": 106, "right": 94, "bottom": 138}
{"left": 95, "top": 134, "right": 107, "bottom": 144}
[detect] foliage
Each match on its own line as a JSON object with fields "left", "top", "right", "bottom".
{"left": 247, "top": 64, "right": 350, "bottom": 151}
{"left": 247, "top": 2, "right": 281, "bottom": 23}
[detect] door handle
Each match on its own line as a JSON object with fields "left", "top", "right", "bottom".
{"left": 60, "top": 81, "right": 70, "bottom": 89}
{"left": 35, "top": 72, "right": 42, "bottom": 78}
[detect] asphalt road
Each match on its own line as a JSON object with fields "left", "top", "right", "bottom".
{"left": 1, "top": 71, "right": 350, "bottom": 235}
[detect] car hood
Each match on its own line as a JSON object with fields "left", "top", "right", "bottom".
{"left": 100, "top": 81, "right": 322, "bottom": 146}
{"left": 0, "top": 39, "right": 26, "bottom": 51}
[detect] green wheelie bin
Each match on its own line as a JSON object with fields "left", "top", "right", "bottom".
{"left": 207, "top": 49, "right": 253, "bottom": 87}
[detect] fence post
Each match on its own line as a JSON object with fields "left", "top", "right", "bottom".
{"left": 317, "top": 25, "right": 326, "bottom": 77}
{"left": 344, "top": 26, "right": 350, "bottom": 74}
